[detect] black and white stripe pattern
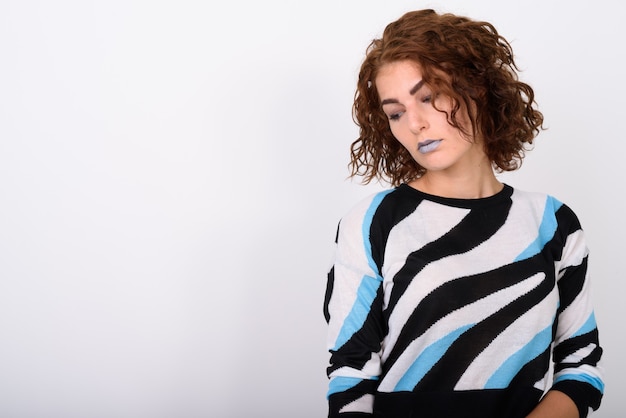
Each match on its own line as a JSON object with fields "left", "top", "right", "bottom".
{"left": 325, "top": 184, "right": 603, "bottom": 418}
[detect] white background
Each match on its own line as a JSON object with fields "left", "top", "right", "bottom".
{"left": 0, "top": 1, "right": 623, "bottom": 417}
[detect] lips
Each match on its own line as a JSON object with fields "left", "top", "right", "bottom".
{"left": 417, "top": 139, "right": 442, "bottom": 154}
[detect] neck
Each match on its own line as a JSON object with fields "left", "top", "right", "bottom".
{"left": 409, "top": 169, "right": 503, "bottom": 199}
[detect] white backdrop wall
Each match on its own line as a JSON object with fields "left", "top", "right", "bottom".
{"left": 0, "top": 1, "right": 623, "bottom": 417}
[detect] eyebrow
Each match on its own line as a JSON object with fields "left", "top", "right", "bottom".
{"left": 380, "top": 80, "right": 425, "bottom": 106}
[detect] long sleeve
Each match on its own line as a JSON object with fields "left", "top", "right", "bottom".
{"left": 550, "top": 204, "right": 604, "bottom": 417}
{"left": 323, "top": 186, "right": 605, "bottom": 418}
{"left": 323, "top": 192, "right": 390, "bottom": 417}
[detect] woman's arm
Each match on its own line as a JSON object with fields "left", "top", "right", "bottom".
{"left": 324, "top": 193, "right": 391, "bottom": 417}
{"left": 542, "top": 204, "right": 604, "bottom": 417}
{"left": 526, "top": 390, "right": 578, "bottom": 418}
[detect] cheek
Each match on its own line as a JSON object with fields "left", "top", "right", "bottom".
{"left": 392, "top": 135, "right": 415, "bottom": 154}
{"left": 388, "top": 123, "right": 409, "bottom": 144}
{"left": 389, "top": 129, "right": 407, "bottom": 149}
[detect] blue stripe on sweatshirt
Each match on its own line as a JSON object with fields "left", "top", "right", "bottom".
{"left": 485, "top": 322, "right": 552, "bottom": 389}
{"left": 555, "top": 373, "right": 605, "bottom": 393}
{"left": 572, "top": 312, "right": 597, "bottom": 338}
{"left": 332, "top": 190, "right": 392, "bottom": 350}
{"left": 395, "top": 324, "right": 473, "bottom": 391}
{"left": 333, "top": 275, "right": 381, "bottom": 350}
{"left": 515, "top": 196, "right": 562, "bottom": 261}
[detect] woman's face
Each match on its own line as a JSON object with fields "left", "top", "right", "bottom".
{"left": 375, "top": 60, "right": 488, "bottom": 177}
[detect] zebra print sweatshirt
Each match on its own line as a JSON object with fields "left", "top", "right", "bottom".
{"left": 324, "top": 183, "right": 603, "bottom": 418}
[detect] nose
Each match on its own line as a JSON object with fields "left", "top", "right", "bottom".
{"left": 408, "top": 109, "right": 428, "bottom": 133}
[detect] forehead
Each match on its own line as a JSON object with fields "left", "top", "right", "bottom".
{"left": 375, "top": 60, "right": 424, "bottom": 96}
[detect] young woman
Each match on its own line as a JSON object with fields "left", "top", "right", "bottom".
{"left": 323, "top": 9, "right": 604, "bottom": 418}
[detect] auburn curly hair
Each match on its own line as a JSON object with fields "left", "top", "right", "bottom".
{"left": 350, "top": 9, "right": 544, "bottom": 186}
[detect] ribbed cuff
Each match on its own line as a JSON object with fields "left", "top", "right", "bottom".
{"left": 551, "top": 380, "right": 601, "bottom": 418}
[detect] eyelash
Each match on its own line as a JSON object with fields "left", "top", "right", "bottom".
{"left": 387, "top": 95, "right": 433, "bottom": 121}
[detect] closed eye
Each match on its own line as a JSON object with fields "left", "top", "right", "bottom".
{"left": 388, "top": 111, "right": 403, "bottom": 121}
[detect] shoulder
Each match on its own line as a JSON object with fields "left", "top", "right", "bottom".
{"left": 510, "top": 186, "right": 582, "bottom": 229}
{"left": 339, "top": 188, "right": 397, "bottom": 230}
{"left": 510, "top": 187, "right": 564, "bottom": 214}
{"left": 511, "top": 187, "right": 559, "bottom": 207}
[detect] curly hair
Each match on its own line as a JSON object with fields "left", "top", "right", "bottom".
{"left": 350, "top": 9, "right": 544, "bottom": 186}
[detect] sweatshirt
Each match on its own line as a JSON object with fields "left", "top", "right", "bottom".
{"left": 324, "top": 184, "right": 604, "bottom": 418}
